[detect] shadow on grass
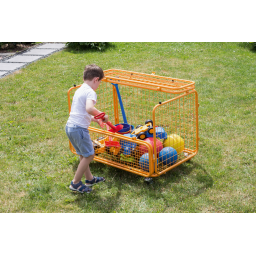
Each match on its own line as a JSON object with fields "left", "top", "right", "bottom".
{"left": 69, "top": 159, "right": 213, "bottom": 212}
{"left": 17, "top": 158, "right": 212, "bottom": 212}
{"left": 63, "top": 43, "right": 116, "bottom": 54}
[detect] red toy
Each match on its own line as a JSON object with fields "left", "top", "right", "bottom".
{"left": 105, "top": 141, "right": 121, "bottom": 147}
{"left": 94, "top": 112, "right": 123, "bottom": 133}
{"left": 139, "top": 137, "right": 163, "bottom": 157}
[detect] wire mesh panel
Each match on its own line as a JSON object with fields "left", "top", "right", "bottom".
{"left": 153, "top": 91, "right": 198, "bottom": 175}
{"left": 67, "top": 69, "right": 199, "bottom": 177}
{"left": 89, "top": 128, "right": 155, "bottom": 177}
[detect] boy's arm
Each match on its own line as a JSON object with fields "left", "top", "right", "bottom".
{"left": 86, "top": 99, "right": 109, "bottom": 123}
{"left": 86, "top": 99, "right": 101, "bottom": 116}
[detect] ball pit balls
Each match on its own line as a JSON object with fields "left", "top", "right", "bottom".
{"left": 139, "top": 153, "right": 158, "bottom": 171}
{"left": 159, "top": 147, "right": 178, "bottom": 165}
{"left": 163, "top": 134, "right": 184, "bottom": 154}
{"left": 139, "top": 137, "right": 163, "bottom": 156}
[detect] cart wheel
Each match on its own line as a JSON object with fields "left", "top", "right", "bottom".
{"left": 184, "top": 152, "right": 191, "bottom": 162}
{"left": 147, "top": 127, "right": 154, "bottom": 134}
{"left": 145, "top": 119, "right": 153, "bottom": 126}
{"left": 137, "top": 132, "right": 146, "bottom": 140}
{"left": 144, "top": 177, "right": 153, "bottom": 184}
{"left": 136, "top": 125, "right": 143, "bottom": 129}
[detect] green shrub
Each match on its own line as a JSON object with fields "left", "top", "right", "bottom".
{"left": 246, "top": 42, "right": 256, "bottom": 51}
{"left": 66, "top": 42, "right": 108, "bottom": 51}
{"left": 239, "top": 42, "right": 256, "bottom": 52}
{"left": 251, "top": 42, "right": 256, "bottom": 50}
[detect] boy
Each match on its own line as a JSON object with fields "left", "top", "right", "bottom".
{"left": 65, "top": 64, "right": 108, "bottom": 193}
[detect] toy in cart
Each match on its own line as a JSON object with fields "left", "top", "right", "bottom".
{"left": 131, "top": 119, "right": 167, "bottom": 140}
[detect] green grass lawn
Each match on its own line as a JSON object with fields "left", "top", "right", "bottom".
{"left": 0, "top": 42, "right": 255, "bottom": 212}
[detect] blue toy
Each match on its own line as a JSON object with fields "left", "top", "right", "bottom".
{"left": 111, "top": 82, "right": 133, "bottom": 133}
{"left": 159, "top": 147, "right": 178, "bottom": 165}
{"left": 139, "top": 153, "right": 158, "bottom": 171}
{"left": 132, "top": 121, "right": 167, "bottom": 140}
{"left": 147, "top": 126, "right": 167, "bottom": 140}
{"left": 120, "top": 133, "right": 137, "bottom": 155}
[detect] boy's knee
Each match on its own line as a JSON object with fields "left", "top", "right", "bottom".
{"left": 80, "top": 154, "right": 94, "bottom": 161}
{"left": 88, "top": 154, "right": 94, "bottom": 160}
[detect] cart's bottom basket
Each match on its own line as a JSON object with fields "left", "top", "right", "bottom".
{"left": 68, "top": 127, "right": 197, "bottom": 178}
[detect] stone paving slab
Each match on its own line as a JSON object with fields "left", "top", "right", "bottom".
{"left": 0, "top": 43, "right": 66, "bottom": 79}
{"left": 0, "top": 71, "right": 8, "bottom": 76}
{"left": 4, "top": 55, "right": 43, "bottom": 63}
{"left": 0, "top": 62, "right": 25, "bottom": 71}
{"left": 23, "top": 49, "right": 57, "bottom": 55}
{"left": 37, "top": 43, "right": 66, "bottom": 49}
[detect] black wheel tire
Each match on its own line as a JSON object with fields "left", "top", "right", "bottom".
{"left": 137, "top": 132, "right": 146, "bottom": 140}
{"left": 144, "top": 177, "right": 153, "bottom": 184}
{"left": 145, "top": 119, "right": 153, "bottom": 126}
{"left": 147, "top": 127, "right": 153, "bottom": 134}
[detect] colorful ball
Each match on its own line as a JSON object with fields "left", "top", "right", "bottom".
{"left": 139, "top": 137, "right": 163, "bottom": 156}
{"left": 159, "top": 147, "right": 178, "bottom": 165}
{"left": 139, "top": 153, "right": 158, "bottom": 171}
{"left": 163, "top": 134, "right": 184, "bottom": 154}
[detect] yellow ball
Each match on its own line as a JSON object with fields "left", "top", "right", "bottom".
{"left": 163, "top": 134, "right": 184, "bottom": 154}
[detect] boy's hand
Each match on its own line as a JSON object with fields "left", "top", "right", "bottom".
{"left": 103, "top": 115, "right": 109, "bottom": 123}
{"left": 92, "top": 114, "right": 108, "bottom": 128}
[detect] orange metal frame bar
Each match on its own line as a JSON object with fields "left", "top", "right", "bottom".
{"left": 104, "top": 69, "right": 195, "bottom": 87}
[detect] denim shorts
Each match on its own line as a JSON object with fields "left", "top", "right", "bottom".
{"left": 65, "top": 123, "right": 94, "bottom": 157}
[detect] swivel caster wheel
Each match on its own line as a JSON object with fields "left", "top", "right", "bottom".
{"left": 144, "top": 177, "right": 153, "bottom": 184}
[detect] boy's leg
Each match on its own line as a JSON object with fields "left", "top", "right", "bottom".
{"left": 80, "top": 154, "right": 105, "bottom": 186}
{"left": 80, "top": 155, "right": 94, "bottom": 181}
{"left": 73, "top": 155, "right": 94, "bottom": 184}
{"left": 84, "top": 165, "right": 92, "bottom": 180}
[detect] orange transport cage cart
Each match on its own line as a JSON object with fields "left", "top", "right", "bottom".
{"left": 67, "top": 69, "right": 199, "bottom": 178}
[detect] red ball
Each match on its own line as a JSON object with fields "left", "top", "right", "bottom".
{"left": 139, "top": 137, "right": 163, "bottom": 156}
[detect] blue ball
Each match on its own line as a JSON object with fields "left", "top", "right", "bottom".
{"left": 139, "top": 153, "right": 158, "bottom": 171}
{"left": 159, "top": 147, "right": 178, "bottom": 165}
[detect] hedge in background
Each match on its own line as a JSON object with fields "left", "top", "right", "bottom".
{"left": 66, "top": 42, "right": 108, "bottom": 51}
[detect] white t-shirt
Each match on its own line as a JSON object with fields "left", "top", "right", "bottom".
{"left": 67, "top": 83, "right": 97, "bottom": 128}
